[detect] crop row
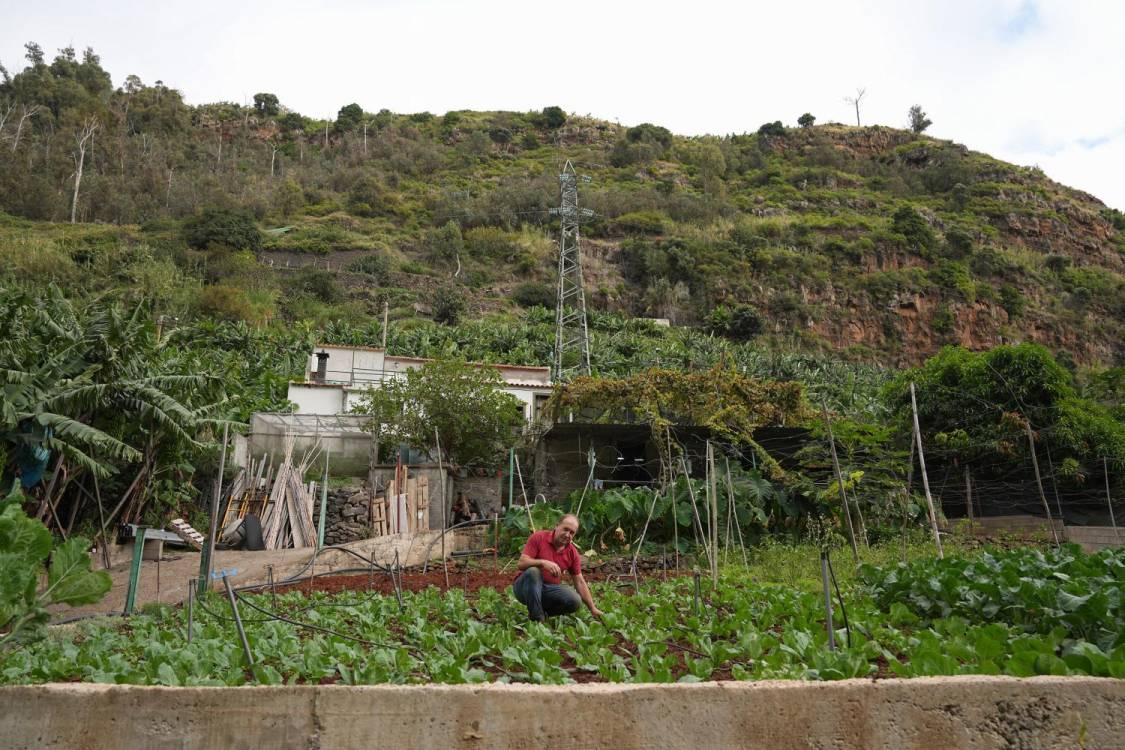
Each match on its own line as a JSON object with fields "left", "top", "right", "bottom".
{"left": 2, "top": 546, "right": 1122, "bottom": 686}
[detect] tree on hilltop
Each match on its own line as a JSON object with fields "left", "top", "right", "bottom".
{"left": 798, "top": 113, "right": 816, "bottom": 128}
{"left": 908, "top": 105, "right": 932, "bottom": 134}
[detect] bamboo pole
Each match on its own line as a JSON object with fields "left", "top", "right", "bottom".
{"left": 435, "top": 427, "right": 450, "bottom": 590}
{"left": 514, "top": 453, "right": 535, "bottom": 531}
{"left": 1023, "top": 420, "right": 1061, "bottom": 548}
{"left": 1104, "top": 457, "right": 1120, "bottom": 544}
{"left": 723, "top": 457, "right": 748, "bottom": 568}
{"left": 199, "top": 423, "right": 229, "bottom": 594}
{"left": 706, "top": 442, "right": 719, "bottom": 583}
{"left": 909, "top": 382, "right": 944, "bottom": 559}
{"left": 679, "top": 456, "right": 711, "bottom": 572}
{"left": 821, "top": 403, "right": 860, "bottom": 562}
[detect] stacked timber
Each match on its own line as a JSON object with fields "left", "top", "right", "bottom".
{"left": 218, "top": 434, "right": 321, "bottom": 549}
{"left": 260, "top": 434, "right": 319, "bottom": 548}
{"left": 385, "top": 469, "right": 429, "bottom": 534}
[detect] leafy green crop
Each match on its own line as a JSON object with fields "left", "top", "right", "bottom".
{"left": 3, "top": 546, "right": 1122, "bottom": 685}
{"left": 860, "top": 544, "right": 1125, "bottom": 651}
{"left": 0, "top": 484, "right": 112, "bottom": 649}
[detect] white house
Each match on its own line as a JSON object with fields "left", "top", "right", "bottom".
{"left": 286, "top": 344, "right": 554, "bottom": 423}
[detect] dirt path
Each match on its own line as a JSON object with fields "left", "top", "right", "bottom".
{"left": 51, "top": 532, "right": 447, "bottom": 621}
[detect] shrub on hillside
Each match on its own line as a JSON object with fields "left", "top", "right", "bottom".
{"left": 196, "top": 284, "right": 256, "bottom": 322}
{"left": 347, "top": 252, "right": 390, "bottom": 280}
{"left": 610, "top": 211, "right": 668, "bottom": 236}
{"left": 182, "top": 208, "right": 261, "bottom": 251}
{"left": 539, "top": 106, "right": 567, "bottom": 129}
{"left": 285, "top": 267, "right": 343, "bottom": 303}
{"left": 432, "top": 283, "right": 467, "bottom": 325}
{"left": 891, "top": 205, "right": 936, "bottom": 251}
{"left": 706, "top": 303, "right": 763, "bottom": 340}
{"left": 512, "top": 281, "right": 554, "bottom": 309}
{"left": 757, "top": 121, "right": 786, "bottom": 137}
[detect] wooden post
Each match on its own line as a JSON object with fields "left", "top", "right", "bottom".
{"left": 434, "top": 428, "right": 450, "bottom": 589}
{"left": 909, "top": 383, "right": 944, "bottom": 559}
{"left": 1104, "top": 457, "right": 1120, "bottom": 544}
{"left": 199, "top": 423, "right": 229, "bottom": 594}
{"left": 822, "top": 403, "right": 860, "bottom": 562}
{"left": 1023, "top": 421, "right": 1061, "bottom": 548}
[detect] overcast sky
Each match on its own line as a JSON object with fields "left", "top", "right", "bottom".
{"left": 3, "top": 0, "right": 1123, "bottom": 209}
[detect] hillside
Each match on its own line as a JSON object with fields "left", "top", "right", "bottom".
{"left": 1, "top": 46, "right": 1123, "bottom": 367}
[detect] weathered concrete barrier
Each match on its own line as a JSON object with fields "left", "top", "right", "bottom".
{"left": 3, "top": 677, "right": 1123, "bottom": 749}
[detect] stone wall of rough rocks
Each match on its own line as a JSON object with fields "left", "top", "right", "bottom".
{"left": 322, "top": 487, "right": 371, "bottom": 546}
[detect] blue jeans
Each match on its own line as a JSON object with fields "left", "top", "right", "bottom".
{"left": 513, "top": 567, "right": 581, "bottom": 621}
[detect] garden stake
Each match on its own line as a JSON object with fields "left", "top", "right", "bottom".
{"left": 267, "top": 565, "right": 276, "bottom": 608}
{"left": 222, "top": 573, "right": 254, "bottom": 668}
{"left": 1105, "top": 457, "right": 1120, "bottom": 543}
{"left": 820, "top": 552, "right": 836, "bottom": 651}
{"left": 630, "top": 488, "right": 661, "bottom": 587}
{"left": 692, "top": 568, "right": 701, "bottom": 616}
{"left": 909, "top": 382, "right": 944, "bottom": 559}
{"left": 822, "top": 402, "right": 860, "bottom": 562}
{"left": 199, "top": 422, "right": 229, "bottom": 595}
{"left": 392, "top": 550, "right": 404, "bottom": 611}
{"left": 124, "top": 526, "right": 146, "bottom": 614}
{"left": 1023, "top": 419, "right": 1061, "bottom": 548}
{"left": 679, "top": 456, "right": 711, "bottom": 572}
{"left": 723, "top": 458, "right": 749, "bottom": 568}
{"left": 435, "top": 426, "right": 450, "bottom": 590}
{"left": 186, "top": 578, "right": 195, "bottom": 645}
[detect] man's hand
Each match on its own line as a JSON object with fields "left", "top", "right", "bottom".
{"left": 539, "top": 559, "right": 562, "bottom": 578}
{"left": 588, "top": 606, "right": 604, "bottom": 618}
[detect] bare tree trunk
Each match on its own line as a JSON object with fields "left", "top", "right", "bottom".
{"left": 363, "top": 121, "right": 368, "bottom": 156}
{"left": 166, "top": 168, "right": 174, "bottom": 208}
{"left": 270, "top": 145, "right": 278, "bottom": 176}
{"left": 12, "top": 104, "right": 41, "bottom": 152}
{"left": 216, "top": 126, "right": 223, "bottom": 165}
{"left": 70, "top": 117, "right": 98, "bottom": 223}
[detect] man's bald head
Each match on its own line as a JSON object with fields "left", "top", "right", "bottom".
{"left": 552, "top": 513, "right": 579, "bottom": 547}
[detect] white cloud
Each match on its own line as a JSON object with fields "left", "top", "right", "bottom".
{"left": 2, "top": 0, "right": 1123, "bottom": 208}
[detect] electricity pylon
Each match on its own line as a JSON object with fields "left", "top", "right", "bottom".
{"left": 551, "top": 160, "right": 594, "bottom": 382}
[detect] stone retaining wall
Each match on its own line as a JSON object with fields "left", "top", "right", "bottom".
{"left": 3, "top": 677, "right": 1123, "bottom": 749}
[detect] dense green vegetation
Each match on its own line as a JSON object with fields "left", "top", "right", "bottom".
{"left": 3, "top": 545, "right": 1121, "bottom": 684}
{"left": 1, "top": 43, "right": 1122, "bottom": 367}
{"left": 0, "top": 43, "right": 1121, "bottom": 544}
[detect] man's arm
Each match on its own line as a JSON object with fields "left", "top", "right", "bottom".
{"left": 571, "top": 573, "right": 603, "bottom": 617}
{"left": 518, "top": 553, "right": 561, "bottom": 578}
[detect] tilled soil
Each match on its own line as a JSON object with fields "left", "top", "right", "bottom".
{"left": 268, "top": 560, "right": 679, "bottom": 597}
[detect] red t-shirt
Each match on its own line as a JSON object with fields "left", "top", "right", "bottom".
{"left": 519, "top": 530, "right": 582, "bottom": 584}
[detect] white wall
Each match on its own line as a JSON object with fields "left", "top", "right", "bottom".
{"left": 308, "top": 346, "right": 387, "bottom": 384}
{"left": 288, "top": 383, "right": 347, "bottom": 415}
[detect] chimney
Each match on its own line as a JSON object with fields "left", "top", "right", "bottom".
{"left": 314, "top": 350, "right": 329, "bottom": 382}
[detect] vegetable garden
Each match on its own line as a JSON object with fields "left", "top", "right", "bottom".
{"left": 3, "top": 544, "right": 1122, "bottom": 686}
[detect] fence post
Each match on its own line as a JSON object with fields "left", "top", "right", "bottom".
{"left": 909, "top": 382, "right": 944, "bottom": 559}
{"left": 1023, "top": 421, "right": 1061, "bottom": 548}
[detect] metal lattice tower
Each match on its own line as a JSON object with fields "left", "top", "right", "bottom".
{"left": 551, "top": 160, "right": 594, "bottom": 382}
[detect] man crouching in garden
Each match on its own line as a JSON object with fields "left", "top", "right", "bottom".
{"left": 513, "top": 514, "right": 603, "bottom": 622}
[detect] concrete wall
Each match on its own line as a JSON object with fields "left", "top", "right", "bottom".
{"left": 1065, "top": 525, "right": 1123, "bottom": 551}
{"left": 3, "top": 677, "right": 1123, "bottom": 749}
